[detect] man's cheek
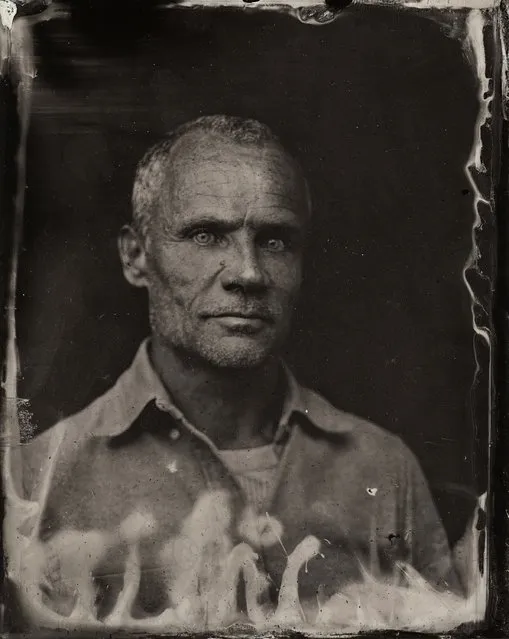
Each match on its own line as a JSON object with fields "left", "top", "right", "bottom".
{"left": 169, "top": 279, "right": 205, "bottom": 318}
{"left": 273, "top": 275, "right": 302, "bottom": 309}
{"left": 151, "top": 258, "right": 197, "bottom": 304}
{"left": 267, "top": 257, "right": 302, "bottom": 288}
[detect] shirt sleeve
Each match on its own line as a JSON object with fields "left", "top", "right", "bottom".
{"left": 398, "top": 440, "right": 464, "bottom": 595}
{"left": 21, "top": 423, "right": 69, "bottom": 504}
{"left": 21, "top": 429, "right": 54, "bottom": 501}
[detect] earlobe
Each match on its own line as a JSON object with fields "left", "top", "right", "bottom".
{"left": 118, "top": 225, "right": 149, "bottom": 288}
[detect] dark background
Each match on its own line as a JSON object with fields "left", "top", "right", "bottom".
{"left": 15, "top": 5, "right": 489, "bottom": 544}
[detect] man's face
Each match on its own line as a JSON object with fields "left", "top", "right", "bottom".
{"left": 138, "top": 133, "right": 308, "bottom": 369}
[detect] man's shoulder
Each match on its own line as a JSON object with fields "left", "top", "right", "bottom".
{"left": 36, "top": 380, "right": 125, "bottom": 440}
{"left": 302, "top": 385, "right": 413, "bottom": 461}
{"left": 21, "top": 377, "right": 134, "bottom": 499}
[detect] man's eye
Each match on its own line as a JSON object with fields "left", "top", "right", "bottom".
{"left": 263, "top": 238, "right": 287, "bottom": 252}
{"left": 192, "top": 231, "right": 218, "bottom": 246}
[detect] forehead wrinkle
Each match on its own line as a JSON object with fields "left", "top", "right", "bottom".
{"left": 186, "top": 170, "right": 232, "bottom": 189}
{"left": 172, "top": 162, "right": 240, "bottom": 203}
{"left": 242, "top": 167, "right": 306, "bottom": 228}
{"left": 165, "top": 134, "right": 308, "bottom": 229}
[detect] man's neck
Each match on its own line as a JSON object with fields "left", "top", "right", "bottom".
{"left": 149, "top": 337, "right": 284, "bottom": 450}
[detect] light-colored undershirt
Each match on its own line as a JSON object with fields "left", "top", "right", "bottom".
{"left": 216, "top": 444, "right": 280, "bottom": 513}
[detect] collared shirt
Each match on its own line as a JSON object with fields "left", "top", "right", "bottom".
{"left": 216, "top": 444, "right": 280, "bottom": 512}
{"left": 40, "top": 338, "right": 350, "bottom": 443}
{"left": 21, "top": 339, "right": 461, "bottom": 619}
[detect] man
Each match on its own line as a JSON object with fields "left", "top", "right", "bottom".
{"left": 21, "top": 115, "right": 461, "bottom": 626}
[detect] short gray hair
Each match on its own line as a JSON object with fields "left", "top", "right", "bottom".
{"left": 131, "top": 115, "right": 308, "bottom": 239}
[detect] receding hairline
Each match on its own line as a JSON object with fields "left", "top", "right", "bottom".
{"left": 172, "top": 129, "right": 303, "bottom": 178}
{"left": 166, "top": 132, "right": 311, "bottom": 224}
{"left": 132, "top": 117, "right": 311, "bottom": 237}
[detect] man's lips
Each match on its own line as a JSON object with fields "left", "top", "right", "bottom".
{"left": 202, "top": 312, "right": 274, "bottom": 327}
{"left": 211, "top": 312, "right": 272, "bottom": 321}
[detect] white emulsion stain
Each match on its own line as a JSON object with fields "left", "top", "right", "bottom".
{"left": 166, "top": 460, "right": 179, "bottom": 473}
{"left": 0, "top": 0, "right": 16, "bottom": 31}
{"left": 459, "top": 9, "right": 491, "bottom": 621}
{"left": 162, "top": 0, "right": 498, "bottom": 8}
{"left": 462, "top": 8, "right": 493, "bottom": 488}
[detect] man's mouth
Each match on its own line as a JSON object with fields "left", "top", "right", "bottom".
{"left": 205, "top": 312, "right": 273, "bottom": 332}
{"left": 212, "top": 312, "right": 272, "bottom": 322}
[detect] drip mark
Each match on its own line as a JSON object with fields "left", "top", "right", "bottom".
{"left": 265, "top": 512, "right": 288, "bottom": 557}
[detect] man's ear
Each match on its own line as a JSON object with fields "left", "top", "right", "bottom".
{"left": 118, "top": 225, "right": 149, "bottom": 288}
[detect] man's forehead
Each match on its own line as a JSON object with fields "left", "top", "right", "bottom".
{"left": 165, "top": 132, "right": 308, "bottom": 211}
{"left": 170, "top": 131, "right": 300, "bottom": 184}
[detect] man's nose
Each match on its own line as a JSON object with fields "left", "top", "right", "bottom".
{"left": 220, "top": 243, "right": 267, "bottom": 292}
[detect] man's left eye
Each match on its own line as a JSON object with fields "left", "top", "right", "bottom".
{"left": 263, "top": 238, "right": 287, "bottom": 252}
{"left": 192, "top": 231, "right": 218, "bottom": 246}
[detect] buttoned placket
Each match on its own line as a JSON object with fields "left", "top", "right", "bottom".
{"left": 153, "top": 395, "right": 296, "bottom": 513}
{"left": 263, "top": 417, "right": 300, "bottom": 513}
{"left": 154, "top": 397, "right": 245, "bottom": 496}
{"left": 154, "top": 396, "right": 304, "bottom": 607}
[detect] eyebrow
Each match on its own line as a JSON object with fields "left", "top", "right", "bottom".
{"left": 176, "top": 216, "right": 304, "bottom": 236}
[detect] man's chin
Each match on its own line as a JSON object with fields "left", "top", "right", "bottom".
{"left": 196, "top": 336, "right": 276, "bottom": 370}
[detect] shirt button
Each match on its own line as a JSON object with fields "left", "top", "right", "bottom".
{"left": 169, "top": 428, "right": 181, "bottom": 441}
{"left": 155, "top": 399, "right": 166, "bottom": 411}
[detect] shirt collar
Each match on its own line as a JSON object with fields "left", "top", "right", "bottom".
{"left": 92, "top": 338, "right": 354, "bottom": 438}
{"left": 277, "top": 361, "right": 355, "bottom": 438}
